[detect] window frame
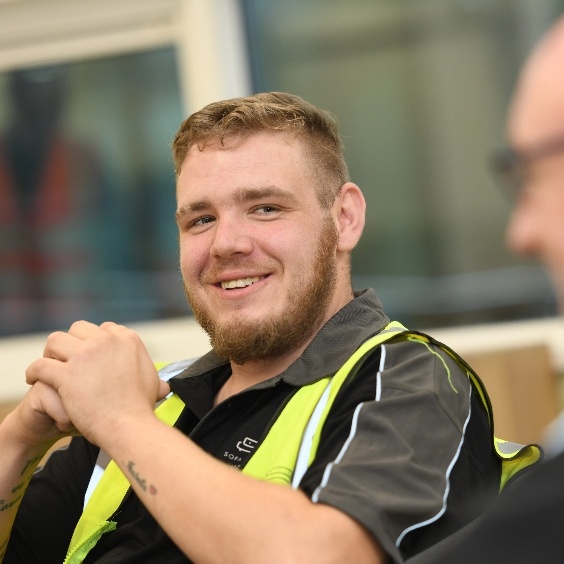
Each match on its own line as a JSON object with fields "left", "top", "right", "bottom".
{"left": 0, "top": 0, "right": 252, "bottom": 114}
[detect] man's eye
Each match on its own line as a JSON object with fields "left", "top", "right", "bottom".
{"left": 190, "top": 216, "right": 215, "bottom": 228}
{"left": 254, "top": 205, "right": 279, "bottom": 214}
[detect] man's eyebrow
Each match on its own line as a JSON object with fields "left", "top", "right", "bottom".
{"left": 175, "top": 200, "right": 210, "bottom": 221}
{"left": 234, "top": 185, "right": 299, "bottom": 204}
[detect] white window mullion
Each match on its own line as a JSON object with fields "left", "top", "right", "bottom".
{"left": 174, "top": 0, "right": 252, "bottom": 114}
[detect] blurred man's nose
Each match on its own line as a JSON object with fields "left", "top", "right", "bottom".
{"left": 505, "top": 197, "right": 539, "bottom": 258}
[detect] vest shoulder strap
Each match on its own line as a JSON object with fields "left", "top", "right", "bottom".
{"left": 244, "top": 320, "right": 411, "bottom": 485}
{"left": 64, "top": 394, "right": 185, "bottom": 564}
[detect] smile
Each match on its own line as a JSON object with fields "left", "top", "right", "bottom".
{"left": 221, "top": 276, "right": 263, "bottom": 290}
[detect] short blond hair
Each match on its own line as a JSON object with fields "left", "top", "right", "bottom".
{"left": 172, "top": 92, "right": 349, "bottom": 208}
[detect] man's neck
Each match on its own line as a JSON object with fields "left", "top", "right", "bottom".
{"left": 213, "top": 290, "right": 356, "bottom": 406}
{"left": 213, "top": 340, "right": 309, "bottom": 406}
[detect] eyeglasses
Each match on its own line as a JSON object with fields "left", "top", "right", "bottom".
{"left": 490, "top": 134, "right": 564, "bottom": 202}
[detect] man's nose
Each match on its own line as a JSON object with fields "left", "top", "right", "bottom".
{"left": 209, "top": 217, "right": 254, "bottom": 258}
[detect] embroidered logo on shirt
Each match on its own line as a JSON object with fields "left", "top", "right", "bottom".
{"left": 236, "top": 437, "right": 258, "bottom": 453}
{"left": 224, "top": 436, "right": 258, "bottom": 468}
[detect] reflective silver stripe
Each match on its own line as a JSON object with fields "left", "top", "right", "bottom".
{"left": 83, "top": 450, "right": 111, "bottom": 509}
{"left": 395, "top": 385, "right": 473, "bottom": 547}
{"left": 291, "top": 382, "right": 333, "bottom": 489}
{"left": 157, "top": 357, "right": 200, "bottom": 382}
{"left": 311, "top": 346, "right": 388, "bottom": 503}
{"left": 375, "top": 344, "right": 387, "bottom": 402}
{"left": 293, "top": 330, "right": 399, "bottom": 490}
{"left": 496, "top": 439, "right": 526, "bottom": 456}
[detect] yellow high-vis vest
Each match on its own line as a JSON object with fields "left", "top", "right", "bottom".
{"left": 63, "top": 321, "right": 542, "bottom": 563}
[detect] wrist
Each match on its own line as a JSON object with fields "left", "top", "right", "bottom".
{"left": 88, "top": 409, "right": 161, "bottom": 455}
{"left": 0, "top": 410, "right": 55, "bottom": 460}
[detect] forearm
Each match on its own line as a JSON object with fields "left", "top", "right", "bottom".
{"left": 0, "top": 413, "right": 54, "bottom": 560}
{"left": 102, "top": 415, "right": 384, "bottom": 564}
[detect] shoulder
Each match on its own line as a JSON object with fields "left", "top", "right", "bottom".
{"left": 354, "top": 336, "right": 472, "bottom": 397}
{"left": 312, "top": 335, "right": 480, "bottom": 462}
{"left": 300, "top": 335, "right": 495, "bottom": 562}
{"left": 332, "top": 335, "right": 477, "bottom": 438}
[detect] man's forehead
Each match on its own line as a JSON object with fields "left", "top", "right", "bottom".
{"left": 508, "top": 18, "right": 564, "bottom": 145}
{"left": 177, "top": 131, "right": 311, "bottom": 189}
{"left": 185, "top": 130, "right": 302, "bottom": 157}
{"left": 509, "top": 60, "right": 564, "bottom": 144}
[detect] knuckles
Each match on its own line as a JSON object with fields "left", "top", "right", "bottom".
{"left": 25, "top": 358, "right": 47, "bottom": 385}
{"left": 68, "top": 320, "right": 96, "bottom": 334}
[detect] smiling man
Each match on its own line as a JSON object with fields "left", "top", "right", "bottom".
{"left": 0, "top": 92, "right": 500, "bottom": 563}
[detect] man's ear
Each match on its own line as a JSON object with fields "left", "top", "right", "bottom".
{"left": 332, "top": 182, "right": 366, "bottom": 252}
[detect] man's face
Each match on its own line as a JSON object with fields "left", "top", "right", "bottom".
{"left": 505, "top": 52, "right": 564, "bottom": 312}
{"left": 176, "top": 132, "right": 342, "bottom": 364}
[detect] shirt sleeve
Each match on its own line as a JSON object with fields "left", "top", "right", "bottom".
{"left": 298, "top": 338, "right": 500, "bottom": 562}
{"left": 5, "top": 436, "right": 99, "bottom": 564}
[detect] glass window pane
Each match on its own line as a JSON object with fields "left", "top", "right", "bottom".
{"left": 0, "top": 47, "right": 185, "bottom": 336}
{"left": 243, "top": 0, "right": 562, "bottom": 327}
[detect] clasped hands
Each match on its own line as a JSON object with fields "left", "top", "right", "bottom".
{"left": 19, "top": 321, "right": 170, "bottom": 450}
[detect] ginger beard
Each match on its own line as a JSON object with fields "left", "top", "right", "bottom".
{"left": 184, "top": 218, "right": 339, "bottom": 365}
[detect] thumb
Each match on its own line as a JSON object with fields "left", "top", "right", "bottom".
{"left": 157, "top": 380, "right": 171, "bottom": 401}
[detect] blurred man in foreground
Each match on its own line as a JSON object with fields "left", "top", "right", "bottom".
{"left": 410, "top": 14, "right": 564, "bottom": 564}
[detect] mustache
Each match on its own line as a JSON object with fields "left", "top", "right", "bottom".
{"left": 199, "top": 259, "right": 280, "bottom": 284}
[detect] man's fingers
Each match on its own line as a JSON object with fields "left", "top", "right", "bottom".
{"left": 26, "top": 370, "right": 79, "bottom": 435}
{"left": 67, "top": 319, "right": 101, "bottom": 339}
{"left": 43, "top": 320, "right": 107, "bottom": 361}
{"left": 33, "top": 382, "right": 78, "bottom": 435}
{"left": 99, "top": 321, "right": 120, "bottom": 332}
{"left": 26, "top": 357, "right": 65, "bottom": 389}
{"left": 42, "top": 330, "right": 83, "bottom": 360}
{"left": 158, "top": 380, "right": 171, "bottom": 401}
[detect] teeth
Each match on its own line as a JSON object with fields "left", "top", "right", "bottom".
{"left": 221, "top": 276, "right": 260, "bottom": 290}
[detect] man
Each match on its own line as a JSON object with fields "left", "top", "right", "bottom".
{"left": 407, "top": 14, "right": 564, "bottom": 564}
{"left": 0, "top": 92, "right": 499, "bottom": 563}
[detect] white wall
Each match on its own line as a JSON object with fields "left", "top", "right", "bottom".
{"left": 0, "top": 317, "right": 211, "bottom": 402}
{"left": 2, "top": 316, "right": 563, "bottom": 404}
{"left": 0, "top": 0, "right": 251, "bottom": 111}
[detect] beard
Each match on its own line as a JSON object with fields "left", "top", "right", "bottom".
{"left": 184, "top": 219, "right": 339, "bottom": 365}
